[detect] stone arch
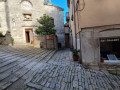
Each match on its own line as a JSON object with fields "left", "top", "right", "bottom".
{"left": 20, "top": 0, "right": 33, "bottom": 6}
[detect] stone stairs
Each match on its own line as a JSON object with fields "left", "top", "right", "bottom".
{"left": 0, "top": 47, "right": 56, "bottom": 90}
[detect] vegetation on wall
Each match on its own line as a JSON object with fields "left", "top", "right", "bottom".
{"left": 35, "top": 14, "right": 56, "bottom": 48}
{"left": 0, "top": 33, "right": 5, "bottom": 37}
{"left": 35, "top": 14, "right": 56, "bottom": 35}
{"left": 11, "top": 37, "right": 14, "bottom": 46}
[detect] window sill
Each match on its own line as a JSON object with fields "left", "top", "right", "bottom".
{"left": 23, "top": 20, "right": 32, "bottom": 21}
{"left": 102, "top": 60, "right": 120, "bottom": 65}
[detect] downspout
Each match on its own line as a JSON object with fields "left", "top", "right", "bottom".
{"left": 73, "top": 0, "right": 77, "bottom": 49}
{"left": 76, "top": 0, "right": 85, "bottom": 64}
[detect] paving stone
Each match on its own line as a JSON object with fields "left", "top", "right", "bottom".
{"left": 27, "top": 82, "right": 42, "bottom": 89}
{"left": 0, "top": 47, "right": 120, "bottom": 90}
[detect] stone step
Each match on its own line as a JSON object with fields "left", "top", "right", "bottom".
{"left": 0, "top": 50, "right": 55, "bottom": 89}
{"left": 0, "top": 50, "right": 48, "bottom": 80}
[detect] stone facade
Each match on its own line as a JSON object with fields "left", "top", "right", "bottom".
{"left": 0, "top": 0, "right": 65, "bottom": 47}
{"left": 0, "top": 31, "right": 11, "bottom": 45}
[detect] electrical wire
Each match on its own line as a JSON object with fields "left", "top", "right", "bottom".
{"left": 76, "top": 0, "right": 85, "bottom": 12}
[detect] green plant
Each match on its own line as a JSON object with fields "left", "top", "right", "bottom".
{"left": 0, "top": 33, "right": 5, "bottom": 37}
{"left": 72, "top": 49, "right": 80, "bottom": 56}
{"left": 35, "top": 14, "right": 56, "bottom": 35}
{"left": 11, "top": 37, "right": 14, "bottom": 46}
{"left": 0, "top": 42, "right": 2, "bottom": 45}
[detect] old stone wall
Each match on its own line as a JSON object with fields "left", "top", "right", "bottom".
{"left": 0, "top": 2, "right": 8, "bottom": 35}
{"left": 34, "top": 35, "right": 58, "bottom": 49}
{"left": 0, "top": 32, "right": 11, "bottom": 45}
{"left": 0, "top": 0, "right": 65, "bottom": 47}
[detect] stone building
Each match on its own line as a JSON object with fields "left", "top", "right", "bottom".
{"left": 0, "top": 0, "right": 65, "bottom": 47}
{"left": 68, "top": 0, "right": 120, "bottom": 72}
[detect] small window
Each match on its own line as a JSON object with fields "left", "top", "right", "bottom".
{"left": 23, "top": 14, "right": 32, "bottom": 21}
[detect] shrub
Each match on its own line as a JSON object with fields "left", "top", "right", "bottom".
{"left": 72, "top": 49, "right": 80, "bottom": 56}
{"left": 0, "top": 33, "right": 5, "bottom": 37}
{"left": 11, "top": 37, "right": 14, "bottom": 46}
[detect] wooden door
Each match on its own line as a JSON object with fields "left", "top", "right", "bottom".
{"left": 25, "top": 29, "right": 33, "bottom": 43}
{"left": 25, "top": 31, "right": 30, "bottom": 43}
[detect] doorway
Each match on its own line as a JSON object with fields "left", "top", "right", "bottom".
{"left": 65, "top": 34, "right": 69, "bottom": 48}
{"left": 25, "top": 31, "right": 30, "bottom": 43}
{"left": 25, "top": 29, "right": 33, "bottom": 43}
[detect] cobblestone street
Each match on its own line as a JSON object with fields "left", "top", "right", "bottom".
{"left": 0, "top": 45, "right": 120, "bottom": 90}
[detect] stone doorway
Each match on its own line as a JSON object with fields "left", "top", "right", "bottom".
{"left": 25, "top": 29, "right": 33, "bottom": 43}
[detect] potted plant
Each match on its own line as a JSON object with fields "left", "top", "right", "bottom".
{"left": 31, "top": 41, "right": 34, "bottom": 44}
{"left": 72, "top": 49, "right": 80, "bottom": 61}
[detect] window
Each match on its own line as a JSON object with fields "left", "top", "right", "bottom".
{"left": 100, "top": 38, "right": 120, "bottom": 61}
{"left": 23, "top": 14, "right": 32, "bottom": 21}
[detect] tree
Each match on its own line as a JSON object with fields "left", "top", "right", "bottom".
{"left": 35, "top": 14, "right": 56, "bottom": 35}
{"left": 35, "top": 14, "right": 56, "bottom": 48}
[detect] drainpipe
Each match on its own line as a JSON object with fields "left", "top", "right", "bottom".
{"left": 73, "top": 0, "right": 77, "bottom": 49}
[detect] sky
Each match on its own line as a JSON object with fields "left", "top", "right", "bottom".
{"left": 51, "top": 0, "right": 68, "bottom": 24}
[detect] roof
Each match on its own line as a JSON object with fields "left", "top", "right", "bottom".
{"left": 52, "top": 4, "right": 64, "bottom": 11}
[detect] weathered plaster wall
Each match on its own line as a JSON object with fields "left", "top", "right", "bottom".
{"left": 79, "top": 0, "right": 120, "bottom": 28}
{"left": 69, "top": 0, "right": 76, "bottom": 49}
{"left": 80, "top": 29, "right": 99, "bottom": 65}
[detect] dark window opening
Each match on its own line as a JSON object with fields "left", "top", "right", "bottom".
{"left": 100, "top": 38, "right": 120, "bottom": 60}
{"left": 23, "top": 14, "right": 32, "bottom": 21}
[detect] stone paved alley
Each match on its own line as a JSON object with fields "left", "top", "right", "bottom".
{"left": 0, "top": 45, "right": 120, "bottom": 90}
